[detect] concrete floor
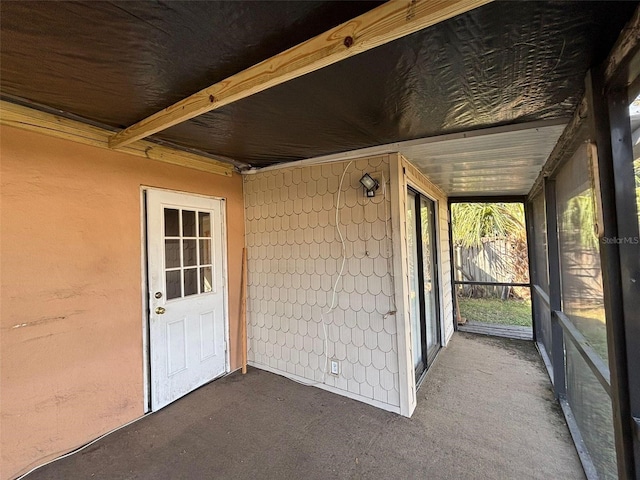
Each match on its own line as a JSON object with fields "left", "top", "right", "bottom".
{"left": 27, "top": 333, "right": 584, "bottom": 479}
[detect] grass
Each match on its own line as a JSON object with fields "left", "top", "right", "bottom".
{"left": 458, "top": 297, "right": 532, "bottom": 327}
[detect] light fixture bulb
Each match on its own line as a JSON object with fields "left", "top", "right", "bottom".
{"left": 359, "top": 173, "right": 379, "bottom": 192}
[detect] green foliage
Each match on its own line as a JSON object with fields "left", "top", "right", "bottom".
{"left": 451, "top": 203, "right": 525, "bottom": 248}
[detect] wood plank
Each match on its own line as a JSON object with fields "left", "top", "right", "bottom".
{"left": 108, "top": 0, "right": 492, "bottom": 148}
{"left": 0, "top": 101, "right": 234, "bottom": 177}
{"left": 474, "top": 330, "right": 529, "bottom": 337}
{"left": 459, "top": 322, "right": 533, "bottom": 340}
{"left": 603, "top": 4, "right": 640, "bottom": 86}
{"left": 400, "top": 155, "right": 448, "bottom": 199}
{"left": 460, "top": 330, "right": 532, "bottom": 340}
{"left": 240, "top": 248, "right": 248, "bottom": 375}
{"left": 389, "top": 152, "right": 417, "bottom": 416}
{"left": 528, "top": 97, "right": 588, "bottom": 197}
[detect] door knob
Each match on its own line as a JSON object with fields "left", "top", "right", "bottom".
{"left": 155, "top": 307, "right": 166, "bottom": 315}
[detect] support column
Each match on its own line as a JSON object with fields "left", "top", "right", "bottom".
{"left": 585, "top": 68, "right": 637, "bottom": 480}
{"left": 524, "top": 199, "right": 538, "bottom": 343}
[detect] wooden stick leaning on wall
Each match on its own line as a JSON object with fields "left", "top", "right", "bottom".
{"left": 241, "top": 248, "right": 248, "bottom": 374}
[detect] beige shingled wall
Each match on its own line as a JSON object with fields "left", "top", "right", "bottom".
{"left": 243, "top": 154, "right": 453, "bottom": 413}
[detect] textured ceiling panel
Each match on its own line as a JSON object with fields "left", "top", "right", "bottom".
{"left": 151, "top": 1, "right": 635, "bottom": 166}
{"left": 401, "top": 124, "right": 567, "bottom": 196}
{"left": 0, "top": 1, "right": 382, "bottom": 127}
{"left": 0, "top": 1, "right": 636, "bottom": 167}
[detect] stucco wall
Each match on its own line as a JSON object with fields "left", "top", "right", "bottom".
{"left": 244, "top": 156, "right": 402, "bottom": 411}
{"left": 0, "top": 126, "right": 244, "bottom": 479}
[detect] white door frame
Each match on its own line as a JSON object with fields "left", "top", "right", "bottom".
{"left": 140, "top": 186, "right": 230, "bottom": 412}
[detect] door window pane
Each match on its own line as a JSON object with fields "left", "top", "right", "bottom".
{"left": 406, "top": 191, "right": 423, "bottom": 372}
{"left": 200, "top": 267, "right": 212, "bottom": 293}
{"left": 183, "top": 239, "right": 197, "bottom": 267}
{"left": 164, "top": 208, "right": 179, "bottom": 236}
{"left": 162, "top": 207, "right": 215, "bottom": 300}
{"left": 184, "top": 268, "right": 198, "bottom": 296}
{"left": 199, "top": 212, "right": 211, "bottom": 237}
{"left": 182, "top": 210, "right": 196, "bottom": 237}
{"left": 165, "top": 239, "right": 181, "bottom": 269}
{"left": 166, "top": 270, "right": 181, "bottom": 300}
{"left": 200, "top": 239, "right": 211, "bottom": 265}
{"left": 420, "top": 197, "right": 439, "bottom": 357}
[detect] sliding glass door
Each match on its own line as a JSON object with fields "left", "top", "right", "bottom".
{"left": 420, "top": 195, "right": 440, "bottom": 365}
{"left": 407, "top": 189, "right": 441, "bottom": 381}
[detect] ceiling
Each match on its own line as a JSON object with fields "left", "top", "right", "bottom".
{"left": 400, "top": 122, "right": 567, "bottom": 196}
{"left": 269, "top": 120, "right": 567, "bottom": 196}
{"left": 0, "top": 1, "right": 636, "bottom": 194}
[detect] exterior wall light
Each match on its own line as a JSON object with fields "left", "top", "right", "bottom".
{"left": 359, "top": 173, "right": 379, "bottom": 197}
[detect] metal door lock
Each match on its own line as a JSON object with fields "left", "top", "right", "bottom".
{"left": 154, "top": 292, "right": 163, "bottom": 299}
{"left": 155, "top": 307, "right": 166, "bottom": 315}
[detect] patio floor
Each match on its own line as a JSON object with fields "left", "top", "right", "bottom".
{"left": 25, "top": 333, "right": 584, "bottom": 479}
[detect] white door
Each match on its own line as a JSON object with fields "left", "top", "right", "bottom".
{"left": 146, "top": 189, "right": 227, "bottom": 411}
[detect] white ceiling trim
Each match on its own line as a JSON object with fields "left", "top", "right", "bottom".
{"left": 246, "top": 119, "right": 567, "bottom": 197}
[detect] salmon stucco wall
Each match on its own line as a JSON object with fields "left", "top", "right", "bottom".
{"left": 0, "top": 125, "right": 244, "bottom": 479}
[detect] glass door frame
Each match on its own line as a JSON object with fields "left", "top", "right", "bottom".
{"left": 407, "top": 186, "right": 442, "bottom": 383}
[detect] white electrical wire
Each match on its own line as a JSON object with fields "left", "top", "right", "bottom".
{"left": 381, "top": 171, "right": 397, "bottom": 318}
{"left": 285, "top": 160, "right": 353, "bottom": 388}
{"left": 15, "top": 412, "right": 151, "bottom": 480}
{"left": 323, "top": 160, "right": 354, "bottom": 372}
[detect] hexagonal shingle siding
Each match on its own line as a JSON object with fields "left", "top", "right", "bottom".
{"left": 244, "top": 156, "right": 401, "bottom": 408}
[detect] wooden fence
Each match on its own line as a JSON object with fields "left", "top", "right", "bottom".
{"left": 454, "top": 237, "right": 526, "bottom": 299}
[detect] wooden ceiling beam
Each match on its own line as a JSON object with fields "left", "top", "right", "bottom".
{"left": 108, "top": 0, "right": 491, "bottom": 149}
{"left": 1, "top": 101, "right": 234, "bottom": 177}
